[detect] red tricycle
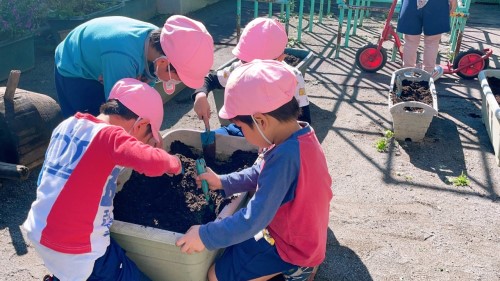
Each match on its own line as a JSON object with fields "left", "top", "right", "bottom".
{"left": 354, "top": 0, "right": 492, "bottom": 79}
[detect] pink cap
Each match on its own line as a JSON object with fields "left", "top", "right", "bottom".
{"left": 160, "top": 15, "right": 214, "bottom": 89}
{"left": 108, "top": 78, "right": 164, "bottom": 143}
{"left": 219, "top": 60, "right": 297, "bottom": 119}
{"left": 232, "top": 17, "right": 288, "bottom": 62}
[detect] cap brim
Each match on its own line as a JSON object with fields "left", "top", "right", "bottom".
{"left": 151, "top": 125, "right": 161, "bottom": 143}
{"left": 177, "top": 69, "right": 204, "bottom": 89}
{"left": 218, "top": 105, "right": 233, "bottom": 120}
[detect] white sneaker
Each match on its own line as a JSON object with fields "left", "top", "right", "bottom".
{"left": 431, "top": 65, "right": 444, "bottom": 81}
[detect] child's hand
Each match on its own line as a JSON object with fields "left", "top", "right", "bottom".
{"left": 176, "top": 225, "right": 206, "bottom": 254}
{"left": 196, "top": 167, "right": 222, "bottom": 190}
{"left": 194, "top": 92, "right": 211, "bottom": 125}
{"left": 166, "top": 156, "right": 183, "bottom": 177}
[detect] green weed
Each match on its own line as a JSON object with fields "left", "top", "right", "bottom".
{"left": 384, "top": 130, "right": 394, "bottom": 139}
{"left": 450, "top": 171, "right": 470, "bottom": 187}
{"left": 375, "top": 138, "right": 389, "bottom": 152}
{"left": 375, "top": 130, "right": 394, "bottom": 153}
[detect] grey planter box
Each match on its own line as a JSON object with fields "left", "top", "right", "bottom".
{"left": 389, "top": 68, "right": 438, "bottom": 142}
{"left": 212, "top": 47, "right": 315, "bottom": 126}
{"left": 157, "top": 0, "right": 221, "bottom": 14}
{"left": 0, "top": 35, "right": 35, "bottom": 82}
{"left": 47, "top": 2, "right": 125, "bottom": 43}
{"left": 112, "top": 129, "right": 258, "bottom": 281}
{"left": 478, "top": 69, "right": 500, "bottom": 166}
{"left": 153, "top": 82, "right": 187, "bottom": 104}
{"left": 119, "top": 0, "right": 158, "bottom": 20}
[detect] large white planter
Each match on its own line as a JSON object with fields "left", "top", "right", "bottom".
{"left": 478, "top": 69, "right": 500, "bottom": 166}
{"left": 389, "top": 68, "right": 438, "bottom": 142}
{"left": 111, "top": 129, "right": 258, "bottom": 281}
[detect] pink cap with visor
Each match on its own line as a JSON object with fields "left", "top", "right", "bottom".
{"left": 219, "top": 60, "right": 297, "bottom": 119}
{"left": 232, "top": 17, "right": 288, "bottom": 62}
{"left": 160, "top": 15, "right": 214, "bottom": 89}
{"left": 108, "top": 78, "right": 164, "bottom": 143}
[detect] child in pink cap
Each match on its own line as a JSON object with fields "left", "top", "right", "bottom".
{"left": 177, "top": 60, "right": 332, "bottom": 281}
{"left": 192, "top": 17, "right": 311, "bottom": 135}
{"left": 24, "top": 78, "right": 182, "bottom": 281}
{"left": 55, "top": 15, "right": 213, "bottom": 118}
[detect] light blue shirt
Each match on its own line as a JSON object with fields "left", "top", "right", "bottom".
{"left": 55, "top": 16, "right": 158, "bottom": 98}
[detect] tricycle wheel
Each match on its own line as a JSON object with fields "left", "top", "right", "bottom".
{"left": 453, "top": 49, "right": 489, "bottom": 79}
{"left": 355, "top": 44, "right": 387, "bottom": 73}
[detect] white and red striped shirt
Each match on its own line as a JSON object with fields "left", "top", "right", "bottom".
{"left": 23, "top": 113, "right": 180, "bottom": 280}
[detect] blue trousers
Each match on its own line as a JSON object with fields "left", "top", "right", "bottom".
{"left": 52, "top": 238, "right": 150, "bottom": 281}
{"left": 55, "top": 68, "right": 105, "bottom": 118}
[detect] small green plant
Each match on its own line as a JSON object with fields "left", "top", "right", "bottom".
{"left": 287, "top": 38, "right": 297, "bottom": 48}
{"left": 450, "top": 171, "right": 470, "bottom": 187}
{"left": 384, "top": 130, "right": 394, "bottom": 139}
{"left": 374, "top": 130, "right": 394, "bottom": 153}
{"left": 374, "top": 138, "right": 389, "bottom": 152}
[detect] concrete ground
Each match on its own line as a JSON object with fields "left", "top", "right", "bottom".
{"left": 1, "top": 0, "right": 500, "bottom": 280}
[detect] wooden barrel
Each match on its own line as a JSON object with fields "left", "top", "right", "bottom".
{"left": 0, "top": 87, "right": 63, "bottom": 169}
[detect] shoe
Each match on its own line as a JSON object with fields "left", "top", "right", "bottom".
{"left": 431, "top": 65, "right": 444, "bottom": 81}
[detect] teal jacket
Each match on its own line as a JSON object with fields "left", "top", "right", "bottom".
{"left": 55, "top": 16, "right": 158, "bottom": 98}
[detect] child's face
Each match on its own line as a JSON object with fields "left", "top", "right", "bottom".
{"left": 233, "top": 118, "right": 270, "bottom": 148}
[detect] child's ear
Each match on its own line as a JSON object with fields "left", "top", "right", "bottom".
{"left": 253, "top": 113, "right": 269, "bottom": 129}
{"left": 136, "top": 118, "right": 150, "bottom": 130}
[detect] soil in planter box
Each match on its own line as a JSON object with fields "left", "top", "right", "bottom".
{"left": 113, "top": 141, "right": 257, "bottom": 234}
{"left": 486, "top": 77, "right": 500, "bottom": 105}
{"left": 284, "top": 53, "right": 301, "bottom": 67}
{"left": 390, "top": 80, "right": 433, "bottom": 112}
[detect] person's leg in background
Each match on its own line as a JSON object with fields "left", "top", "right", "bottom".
{"left": 54, "top": 68, "right": 105, "bottom": 118}
{"left": 423, "top": 34, "right": 442, "bottom": 74}
{"left": 402, "top": 34, "right": 421, "bottom": 68}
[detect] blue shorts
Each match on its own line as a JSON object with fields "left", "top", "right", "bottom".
{"left": 214, "top": 237, "right": 313, "bottom": 281}
{"left": 396, "top": 0, "right": 451, "bottom": 36}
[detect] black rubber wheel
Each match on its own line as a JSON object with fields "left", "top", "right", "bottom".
{"left": 453, "top": 49, "right": 489, "bottom": 79}
{"left": 355, "top": 44, "right": 388, "bottom": 73}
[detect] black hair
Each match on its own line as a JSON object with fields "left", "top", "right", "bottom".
{"left": 100, "top": 99, "right": 153, "bottom": 137}
{"left": 150, "top": 29, "right": 164, "bottom": 55}
{"left": 230, "top": 97, "right": 301, "bottom": 128}
{"left": 99, "top": 99, "right": 139, "bottom": 120}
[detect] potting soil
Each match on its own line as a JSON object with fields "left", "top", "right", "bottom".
{"left": 113, "top": 140, "right": 258, "bottom": 234}
{"left": 486, "top": 76, "right": 500, "bottom": 104}
{"left": 390, "top": 80, "right": 433, "bottom": 112}
{"left": 284, "top": 53, "right": 301, "bottom": 67}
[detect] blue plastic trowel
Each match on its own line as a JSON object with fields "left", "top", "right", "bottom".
{"left": 195, "top": 158, "right": 213, "bottom": 210}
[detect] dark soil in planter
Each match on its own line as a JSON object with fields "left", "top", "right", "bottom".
{"left": 486, "top": 76, "right": 500, "bottom": 104}
{"left": 113, "top": 141, "right": 257, "bottom": 234}
{"left": 390, "top": 80, "right": 433, "bottom": 112}
{"left": 284, "top": 53, "right": 301, "bottom": 67}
